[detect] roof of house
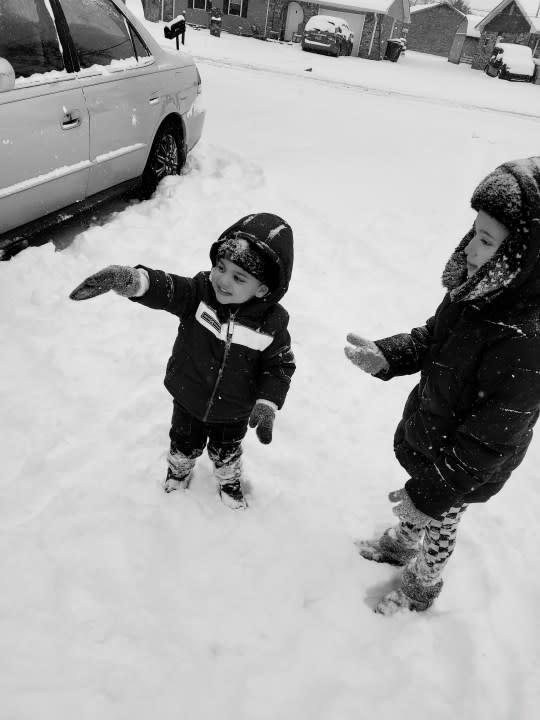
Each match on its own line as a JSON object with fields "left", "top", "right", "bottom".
{"left": 316, "top": 0, "right": 410, "bottom": 23}
{"left": 477, "top": 0, "right": 540, "bottom": 33}
{"left": 410, "top": 1, "right": 462, "bottom": 14}
{"left": 464, "top": 13, "right": 482, "bottom": 36}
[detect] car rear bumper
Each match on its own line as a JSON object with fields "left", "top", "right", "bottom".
{"left": 302, "top": 39, "right": 334, "bottom": 50}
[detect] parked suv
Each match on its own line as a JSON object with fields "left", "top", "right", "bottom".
{"left": 0, "top": 0, "right": 205, "bottom": 257}
{"left": 302, "top": 15, "right": 353, "bottom": 57}
{"left": 484, "top": 42, "right": 535, "bottom": 81}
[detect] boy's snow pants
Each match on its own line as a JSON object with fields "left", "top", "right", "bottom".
{"left": 168, "top": 400, "right": 249, "bottom": 479}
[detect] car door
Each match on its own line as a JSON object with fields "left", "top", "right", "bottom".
{"left": 57, "top": 0, "right": 161, "bottom": 198}
{"left": 0, "top": 0, "right": 89, "bottom": 236}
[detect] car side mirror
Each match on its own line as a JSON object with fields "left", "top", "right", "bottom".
{"left": 0, "top": 58, "right": 15, "bottom": 92}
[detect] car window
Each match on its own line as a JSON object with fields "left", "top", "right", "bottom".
{"left": 131, "top": 27, "right": 150, "bottom": 60}
{"left": 0, "top": 0, "right": 64, "bottom": 79}
{"left": 58, "top": 0, "right": 136, "bottom": 69}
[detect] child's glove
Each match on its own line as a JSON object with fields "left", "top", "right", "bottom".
{"left": 69, "top": 265, "right": 145, "bottom": 301}
{"left": 389, "top": 488, "right": 432, "bottom": 527}
{"left": 344, "top": 333, "right": 389, "bottom": 374}
{"left": 249, "top": 402, "right": 276, "bottom": 444}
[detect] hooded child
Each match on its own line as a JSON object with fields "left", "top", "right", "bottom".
{"left": 70, "top": 213, "right": 295, "bottom": 509}
{"left": 345, "top": 156, "right": 540, "bottom": 614}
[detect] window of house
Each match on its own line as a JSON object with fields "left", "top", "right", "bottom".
{"left": 223, "top": 0, "right": 249, "bottom": 18}
{"left": 187, "top": 0, "right": 210, "bottom": 10}
{"left": 58, "top": 0, "right": 136, "bottom": 69}
{"left": 0, "top": 0, "right": 65, "bottom": 78}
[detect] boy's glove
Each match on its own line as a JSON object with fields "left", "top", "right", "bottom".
{"left": 69, "top": 265, "right": 145, "bottom": 301}
{"left": 249, "top": 402, "right": 275, "bottom": 444}
{"left": 344, "top": 333, "right": 389, "bottom": 375}
{"left": 389, "top": 488, "right": 433, "bottom": 527}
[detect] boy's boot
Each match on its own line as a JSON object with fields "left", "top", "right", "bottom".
{"left": 163, "top": 450, "right": 196, "bottom": 493}
{"left": 356, "top": 528, "right": 419, "bottom": 566}
{"left": 374, "top": 566, "right": 443, "bottom": 616}
{"left": 214, "top": 456, "right": 247, "bottom": 510}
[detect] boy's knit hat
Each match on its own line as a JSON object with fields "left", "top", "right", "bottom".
{"left": 470, "top": 166, "right": 523, "bottom": 231}
{"left": 216, "top": 234, "right": 272, "bottom": 286}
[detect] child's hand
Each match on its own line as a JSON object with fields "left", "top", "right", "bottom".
{"left": 389, "top": 488, "right": 432, "bottom": 527}
{"left": 69, "top": 265, "right": 144, "bottom": 301}
{"left": 344, "top": 333, "right": 389, "bottom": 374}
{"left": 249, "top": 402, "right": 276, "bottom": 444}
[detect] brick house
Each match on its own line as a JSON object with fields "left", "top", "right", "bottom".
{"left": 448, "top": 14, "right": 482, "bottom": 64}
{"left": 140, "top": 0, "right": 411, "bottom": 60}
{"left": 407, "top": 1, "right": 465, "bottom": 56}
{"left": 471, "top": 0, "right": 540, "bottom": 70}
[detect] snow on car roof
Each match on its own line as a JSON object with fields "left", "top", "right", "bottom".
{"left": 496, "top": 42, "right": 533, "bottom": 57}
{"left": 305, "top": 15, "right": 343, "bottom": 32}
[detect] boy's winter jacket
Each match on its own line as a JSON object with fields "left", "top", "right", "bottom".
{"left": 375, "top": 157, "right": 540, "bottom": 518}
{"left": 132, "top": 214, "right": 295, "bottom": 423}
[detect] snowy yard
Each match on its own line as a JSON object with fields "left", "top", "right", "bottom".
{"left": 1, "top": 2, "right": 540, "bottom": 719}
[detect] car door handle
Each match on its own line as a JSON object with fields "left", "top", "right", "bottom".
{"left": 62, "top": 109, "right": 82, "bottom": 130}
{"left": 149, "top": 95, "right": 159, "bottom": 105}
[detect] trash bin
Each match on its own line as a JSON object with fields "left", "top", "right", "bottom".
{"left": 210, "top": 15, "right": 222, "bottom": 37}
{"left": 385, "top": 39, "right": 402, "bottom": 62}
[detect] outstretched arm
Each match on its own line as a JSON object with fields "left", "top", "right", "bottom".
{"left": 69, "top": 265, "right": 149, "bottom": 300}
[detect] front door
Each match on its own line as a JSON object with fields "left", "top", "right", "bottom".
{"left": 284, "top": 2, "right": 304, "bottom": 42}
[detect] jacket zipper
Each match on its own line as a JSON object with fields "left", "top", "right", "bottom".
{"left": 203, "top": 311, "right": 236, "bottom": 422}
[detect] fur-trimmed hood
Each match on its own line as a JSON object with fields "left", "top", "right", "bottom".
{"left": 442, "top": 157, "right": 540, "bottom": 305}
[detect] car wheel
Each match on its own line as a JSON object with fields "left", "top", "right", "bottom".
{"left": 140, "top": 119, "right": 185, "bottom": 198}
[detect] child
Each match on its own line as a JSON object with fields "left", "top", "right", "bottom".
{"left": 70, "top": 213, "right": 295, "bottom": 509}
{"left": 345, "top": 157, "right": 540, "bottom": 614}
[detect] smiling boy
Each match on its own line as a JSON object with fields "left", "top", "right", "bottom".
{"left": 70, "top": 213, "right": 295, "bottom": 509}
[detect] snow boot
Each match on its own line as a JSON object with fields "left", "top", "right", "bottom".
{"left": 162, "top": 450, "right": 196, "bottom": 493}
{"left": 356, "top": 528, "right": 418, "bottom": 566}
{"left": 214, "top": 457, "right": 247, "bottom": 510}
{"left": 374, "top": 567, "right": 443, "bottom": 616}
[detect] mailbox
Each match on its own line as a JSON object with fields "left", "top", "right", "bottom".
{"left": 164, "top": 16, "right": 186, "bottom": 48}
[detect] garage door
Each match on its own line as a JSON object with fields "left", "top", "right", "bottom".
{"left": 319, "top": 9, "right": 365, "bottom": 56}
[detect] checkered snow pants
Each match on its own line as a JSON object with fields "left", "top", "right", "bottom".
{"left": 392, "top": 503, "right": 468, "bottom": 586}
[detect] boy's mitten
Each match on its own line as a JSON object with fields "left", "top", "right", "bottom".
{"left": 69, "top": 265, "right": 145, "bottom": 301}
{"left": 344, "top": 333, "right": 389, "bottom": 374}
{"left": 389, "top": 488, "right": 432, "bottom": 527}
{"left": 249, "top": 402, "right": 275, "bottom": 444}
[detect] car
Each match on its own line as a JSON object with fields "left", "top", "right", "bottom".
{"left": 484, "top": 42, "right": 535, "bottom": 82}
{"left": 301, "top": 15, "right": 353, "bottom": 58}
{"left": 0, "top": 0, "right": 205, "bottom": 258}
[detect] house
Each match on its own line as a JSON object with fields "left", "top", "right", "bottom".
{"left": 448, "top": 14, "right": 482, "bottom": 64}
{"left": 299, "top": 1, "right": 411, "bottom": 59}
{"left": 407, "top": 1, "right": 465, "bottom": 57}
{"left": 471, "top": 0, "right": 540, "bottom": 70}
{"left": 141, "top": 0, "right": 411, "bottom": 60}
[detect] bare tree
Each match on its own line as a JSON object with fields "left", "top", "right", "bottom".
{"left": 451, "top": 0, "right": 472, "bottom": 13}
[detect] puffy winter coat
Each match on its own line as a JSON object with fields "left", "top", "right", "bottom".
{"left": 132, "top": 214, "right": 295, "bottom": 423}
{"left": 375, "top": 158, "right": 540, "bottom": 518}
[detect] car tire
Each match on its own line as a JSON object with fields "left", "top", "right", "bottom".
{"left": 140, "top": 119, "right": 185, "bottom": 199}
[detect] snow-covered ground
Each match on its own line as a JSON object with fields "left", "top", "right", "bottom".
{"left": 2, "top": 3, "right": 540, "bottom": 718}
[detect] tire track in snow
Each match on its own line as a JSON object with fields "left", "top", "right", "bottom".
{"left": 193, "top": 54, "right": 540, "bottom": 123}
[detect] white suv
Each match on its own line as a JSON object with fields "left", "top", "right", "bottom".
{"left": 0, "top": 0, "right": 205, "bottom": 257}
{"left": 302, "top": 15, "right": 354, "bottom": 57}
